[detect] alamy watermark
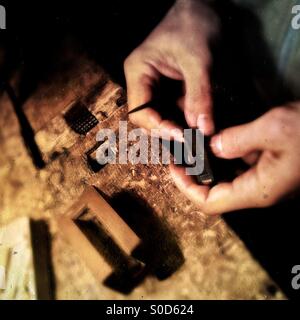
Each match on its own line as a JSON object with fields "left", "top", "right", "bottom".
{"left": 95, "top": 122, "right": 205, "bottom": 176}
{"left": 292, "top": 265, "right": 300, "bottom": 290}
{"left": 0, "top": 5, "right": 6, "bottom": 29}
{"left": 291, "top": 5, "right": 300, "bottom": 30}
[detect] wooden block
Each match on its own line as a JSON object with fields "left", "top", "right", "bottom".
{"left": 186, "top": 129, "right": 214, "bottom": 185}
{"left": 63, "top": 186, "right": 140, "bottom": 256}
{"left": 56, "top": 186, "right": 143, "bottom": 284}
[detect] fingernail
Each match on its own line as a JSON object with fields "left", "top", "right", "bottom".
{"left": 210, "top": 134, "right": 223, "bottom": 155}
{"left": 197, "top": 114, "right": 215, "bottom": 136}
{"left": 185, "top": 112, "right": 198, "bottom": 128}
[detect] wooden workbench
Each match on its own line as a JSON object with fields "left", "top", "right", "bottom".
{"left": 0, "top": 55, "right": 284, "bottom": 299}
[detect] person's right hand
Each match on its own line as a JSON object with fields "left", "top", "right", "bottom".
{"left": 170, "top": 104, "right": 300, "bottom": 214}
{"left": 124, "top": 0, "right": 219, "bottom": 136}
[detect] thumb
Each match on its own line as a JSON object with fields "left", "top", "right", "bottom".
{"left": 210, "top": 116, "right": 275, "bottom": 159}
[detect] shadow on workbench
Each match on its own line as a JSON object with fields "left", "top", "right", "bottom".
{"left": 110, "top": 191, "right": 185, "bottom": 279}
{"left": 78, "top": 189, "right": 184, "bottom": 294}
{"left": 76, "top": 218, "right": 145, "bottom": 294}
{"left": 224, "top": 199, "right": 300, "bottom": 300}
{"left": 30, "top": 220, "right": 56, "bottom": 300}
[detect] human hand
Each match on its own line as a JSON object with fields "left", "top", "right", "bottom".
{"left": 170, "top": 104, "right": 300, "bottom": 214}
{"left": 124, "top": 0, "right": 219, "bottom": 136}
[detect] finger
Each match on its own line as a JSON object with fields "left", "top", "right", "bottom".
{"left": 171, "top": 161, "right": 280, "bottom": 215}
{"left": 170, "top": 166, "right": 268, "bottom": 215}
{"left": 182, "top": 60, "right": 214, "bottom": 135}
{"left": 169, "top": 163, "right": 209, "bottom": 205}
{"left": 202, "top": 158, "right": 289, "bottom": 215}
{"left": 202, "top": 168, "right": 267, "bottom": 214}
{"left": 124, "top": 54, "right": 184, "bottom": 137}
{"left": 170, "top": 159, "right": 284, "bottom": 215}
{"left": 124, "top": 55, "right": 161, "bottom": 129}
{"left": 170, "top": 162, "right": 260, "bottom": 215}
{"left": 210, "top": 116, "right": 280, "bottom": 159}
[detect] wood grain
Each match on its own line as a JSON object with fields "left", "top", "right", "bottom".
{"left": 0, "top": 55, "right": 285, "bottom": 299}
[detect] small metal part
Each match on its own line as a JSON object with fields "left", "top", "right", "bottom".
{"left": 183, "top": 129, "right": 214, "bottom": 186}
{"left": 86, "top": 141, "right": 118, "bottom": 173}
{"left": 197, "top": 150, "right": 214, "bottom": 185}
{"left": 85, "top": 142, "right": 107, "bottom": 173}
{"left": 64, "top": 102, "right": 99, "bottom": 135}
{"left": 128, "top": 101, "right": 214, "bottom": 185}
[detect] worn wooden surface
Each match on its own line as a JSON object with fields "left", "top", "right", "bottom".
{"left": 0, "top": 55, "right": 284, "bottom": 299}
{"left": 0, "top": 217, "right": 36, "bottom": 300}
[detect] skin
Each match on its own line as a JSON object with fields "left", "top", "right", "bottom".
{"left": 170, "top": 104, "right": 300, "bottom": 214}
{"left": 124, "top": 0, "right": 219, "bottom": 135}
{"left": 124, "top": 0, "right": 300, "bottom": 215}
